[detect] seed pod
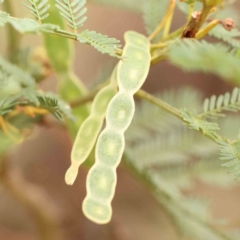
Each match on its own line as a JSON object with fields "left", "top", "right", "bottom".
{"left": 83, "top": 31, "right": 151, "bottom": 224}
{"left": 66, "top": 69, "right": 117, "bottom": 185}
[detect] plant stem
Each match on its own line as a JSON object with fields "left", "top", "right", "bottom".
{"left": 162, "top": 4, "right": 174, "bottom": 39}
{"left": 151, "top": 42, "right": 170, "bottom": 50}
{"left": 3, "top": 1, "right": 21, "bottom": 62}
{"left": 195, "top": 19, "right": 220, "bottom": 39}
{"left": 0, "top": 155, "right": 62, "bottom": 240}
{"left": 135, "top": 90, "right": 223, "bottom": 144}
{"left": 161, "top": 27, "right": 184, "bottom": 42}
{"left": 135, "top": 89, "right": 182, "bottom": 119}
{"left": 182, "top": 2, "right": 214, "bottom": 38}
{"left": 148, "top": 0, "right": 176, "bottom": 41}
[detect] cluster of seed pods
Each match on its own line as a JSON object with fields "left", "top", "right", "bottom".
{"left": 82, "top": 31, "right": 151, "bottom": 224}
{"left": 66, "top": 69, "right": 118, "bottom": 185}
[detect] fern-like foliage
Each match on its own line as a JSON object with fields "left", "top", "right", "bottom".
{"left": 209, "top": 26, "right": 240, "bottom": 49}
{"left": 168, "top": 40, "right": 240, "bottom": 85}
{"left": 0, "top": 90, "right": 74, "bottom": 121}
{"left": 7, "top": 17, "right": 60, "bottom": 33}
{"left": 23, "top": 0, "right": 50, "bottom": 22}
{"left": 181, "top": 109, "right": 220, "bottom": 138}
{"left": 0, "top": 96, "right": 20, "bottom": 116}
{"left": 55, "top": 0, "right": 87, "bottom": 32}
{"left": 0, "top": 55, "right": 36, "bottom": 96}
{"left": 124, "top": 88, "right": 238, "bottom": 240}
{"left": 199, "top": 88, "right": 240, "bottom": 119}
{"left": 0, "top": 55, "right": 73, "bottom": 120}
{"left": 217, "top": 139, "right": 240, "bottom": 178}
{"left": 40, "top": 92, "right": 75, "bottom": 121}
{"left": 77, "top": 30, "right": 121, "bottom": 57}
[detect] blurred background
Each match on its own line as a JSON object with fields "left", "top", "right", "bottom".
{"left": 0, "top": 1, "right": 240, "bottom": 239}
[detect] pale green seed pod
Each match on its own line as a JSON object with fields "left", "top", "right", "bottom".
{"left": 124, "top": 31, "right": 150, "bottom": 50}
{"left": 92, "top": 85, "right": 118, "bottom": 117}
{"left": 87, "top": 164, "right": 116, "bottom": 200}
{"left": 82, "top": 197, "right": 112, "bottom": 224}
{"left": 66, "top": 70, "right": 117, "bottom": 185}
{"left": 118, "top": 46, "right": 151, "bottom": 93}
{"left": 96, "top": 129, "right": 125, "bottom": 167}
{"left": 106, "top": 92, "right": 135, "bottom": 131}
{"left": 82, "top": 31, "right": 151, "bottom": 224}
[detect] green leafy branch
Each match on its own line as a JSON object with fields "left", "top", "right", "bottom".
{"left": 123, "top": 87, "right": 239, "bottom": 239}
{"left": 56, "top": 0, "right": 87, "bottom": 32}
{"left": 0, "top": 0, "right": 121, "bottom": 57}
{"left": 217, "top": 139, "right": 240, "bottom": 179}
{"left": 0, "top": 90, "right": 74, "bottom": 121}
{"left": 168, "top": 40, "right": 240, "bottom": 85}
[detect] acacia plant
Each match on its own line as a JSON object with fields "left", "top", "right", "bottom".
{"left": 1, "top": 0, "right": 240, "bottom": 239}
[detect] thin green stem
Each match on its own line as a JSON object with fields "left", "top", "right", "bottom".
{"left": 151, "top": 42, "right": 170, "bottom": 50}
{"left": 162, "top": 6, "right": 174, "bottom": 39}
{"left": 135, "top": 89, "right": 224, "bottom": 144}
{"left": 3, "top": 1, "right": 21, "bottom": 62}
{"left": 188, "top": 2, "right": 194, "bottom": 21}
{"left": 135, "top": 89, "right": 182, "bottom": 119}
{"left": 195, "top": 19, "right": 220, "bottom": 39}
{"left": 161, "top": 26, "right": 184, "bottom": 42}
{"left": 148, "top": 0, "right": 176, "bottom": 41}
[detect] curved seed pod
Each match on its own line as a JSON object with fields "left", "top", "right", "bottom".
{"left": 82, "top": 197, "right": 112, "bottom": 224}
{"left": 96, "top": 129, "right": 125, "bottom": 168}
{"left": 106, "top": 92, "right": 135, "bottom": 131}
{"left": 117, "top": 46, "right": 151, "bottom": 93}
{"left": 66, "top": 69, "right": 118, "bottom": 185}
{"left": 83, "top": 31, "right": 151, "bottom": 224}
{"left": 124, "top": 31, "right": 150, "bottom": 50}
{"left": 87, "top": 164, "right": 116, "bottom": 200}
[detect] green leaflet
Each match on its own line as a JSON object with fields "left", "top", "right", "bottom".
{"left": 55, "top": 0, "right": 87, "bottom": 32}
{"left": 209, "top": 25, "right": 240, "bottom": 49}
{"left": 82, "top": 31, "right": 151, "bottom": 224}
{"left": 200, "top": 88, "right": 240, "bottom": 119}
{"left": 77, "top": 30, "right": 121, "bottom": 58}
{"left": 8, "top": 18, "right": 59, "bottom": 34}
{"left": 23, "top": 0, "right": 50, "bottom": 22}
{"left": 181, "top": 109, "right": 220, "bottom": 139}
{"left": 218, "top": 139, "right": 240, "bottom": 178}
{"left": 42, "top": 0, "right": 89, "bottom": 138}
